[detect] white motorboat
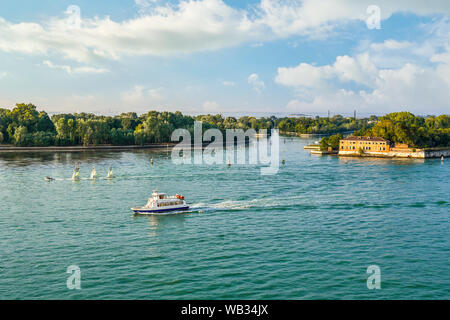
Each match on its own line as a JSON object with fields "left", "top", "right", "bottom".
{"left": 131, "top": 190, "right": 189, "bottom": 215}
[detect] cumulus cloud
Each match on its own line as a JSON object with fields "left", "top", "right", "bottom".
{"left": 1, "top": 0, "right": 450, "bottom": 63}
{"left": 276, "top": 47, "right": 450, "bottom": 114}
{"left": 0, "top": 0, "right": 258, "bottom": 63}
{"left": 248, "top": 73, "right": 265, "bottom": 93}
{"left": 255, "top": 0, "right": 450, "bottom": 38}
{"left": 276, "top": 53, "right": 378, "bottom": 89}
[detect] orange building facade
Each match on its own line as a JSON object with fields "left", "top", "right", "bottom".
{"left": 339, "top": 136, "right": 391, "bottom": 153}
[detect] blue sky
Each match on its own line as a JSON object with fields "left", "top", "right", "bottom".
{"left": 0, "top": 0, "right": 449, "bottom": 116}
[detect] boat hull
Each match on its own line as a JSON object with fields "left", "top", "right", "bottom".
{"left": 132, "top": 206, "right": 190, "bottom": 215}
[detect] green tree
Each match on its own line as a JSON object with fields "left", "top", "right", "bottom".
{"left": 319, "top": 137, "right": 329, "bottom": 151}
{"left": 328, "top": 133, "right": 343, "bottom": 150}
{"left": 13, "top": 126, "right": 28, "bottom": 146}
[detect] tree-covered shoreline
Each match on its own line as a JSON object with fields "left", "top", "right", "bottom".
{"left": 0, "top": 103, "right": 279, "bottom": 147}
{"left": 1, "top": 104, "right": 449, "bottom": 148}
{"left": 354, "top": 112, "right": 450, "bottom": 148}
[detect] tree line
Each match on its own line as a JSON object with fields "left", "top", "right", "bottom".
{"left": 1, "top": 105, "right": 448, "bottom": 149}
{"left": 277, "top": 114, "right": 375, "bottom": 135}
{"left": 0, "top": 104, "right": 277, "bottom": 147}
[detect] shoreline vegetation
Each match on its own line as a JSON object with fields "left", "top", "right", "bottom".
{"left": 319, "top": 112, "right": 450, "bottom": 152}
{"left": 0, "top": 104, "right": 449, "bottom": 154}
{"left": 0, "top": 103, "right": 371, "bottom": 149}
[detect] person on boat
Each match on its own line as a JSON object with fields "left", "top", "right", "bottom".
{"left": 90, "top": 167, "right": 97, "bottom": 179}
{"left": 107, "top": 166, "right": 114, "bottom": 179}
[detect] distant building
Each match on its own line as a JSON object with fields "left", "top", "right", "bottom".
{"left": 339, "top": 136, "right": 391, "bottom": 153}
{"left": 337, "top": 136, "right": 448, "bottom": 159}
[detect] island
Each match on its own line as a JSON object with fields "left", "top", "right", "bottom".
{"left": 317, "top": 112, "right": 450, "bottom": 159}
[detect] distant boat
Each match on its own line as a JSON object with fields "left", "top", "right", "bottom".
{"left": 90, "top": 167, "right": 97, "bottom": 179}
{"left": 44, "top": 176, "right": 54, "bottom": 182}
{"left": 107, "top": 167, "right": 114, "bottom": 179}
{"left": 72, "top": 170, "right": 80, "bottom": 181}
{"left": 131, "top": 190, "right": 189, "bottom": 215}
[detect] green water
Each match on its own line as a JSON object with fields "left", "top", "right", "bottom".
{"left": 0, "top": 138, "right": 449, "bottom": 299}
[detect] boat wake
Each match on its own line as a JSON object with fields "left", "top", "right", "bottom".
{"left": 189, "top": 195, "right": 308, "bottom": 213}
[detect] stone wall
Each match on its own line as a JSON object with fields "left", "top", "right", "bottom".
{"left": 424, "top": 149, "right": 450, "bottom": 158}
{"left": 339, "top": 148, "right": 450, "bottom": 158}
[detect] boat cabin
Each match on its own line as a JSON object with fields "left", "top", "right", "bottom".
{"left": 144, "top": 191, "right": 186, "bottom": 209}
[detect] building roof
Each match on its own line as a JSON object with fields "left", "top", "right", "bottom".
{"left": 341, "top": 136, "right": 389, "bottom": 142}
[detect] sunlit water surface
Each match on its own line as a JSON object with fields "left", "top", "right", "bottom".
{"left": 0, "top": 138, "right": 449, "bottom": 299}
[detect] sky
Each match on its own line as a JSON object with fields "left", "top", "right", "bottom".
{"left": 0, "top": 0, "right": 449, "bottom": 116}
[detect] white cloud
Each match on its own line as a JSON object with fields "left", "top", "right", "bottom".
{"left": 370, "top": 40, "right": 414, "bottom": 51}
{"left": 255, "top": 0, "right": 450, "bottom": 38}
{"left": 0, "top": 71, "right": 7, "bottom": 78}
{"left": 43, "top": 60, "right": 109, "bottom": 74}
{"left": 1, "top": 0, "right": 450, "bottom": 63}
{"left": 276, "top": 46, "right": 450, "bottom": 114}
{"left": 0, "top": 0, "right": 258, "bottom": 63}
{"left": 248, "top": 73, "right": 265, "bottom": 93}
{"left": 276, "top": 53, "right": 377, "bottom": 89}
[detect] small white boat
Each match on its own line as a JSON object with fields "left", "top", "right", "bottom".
{"left": 131, "top": 190, "right": 189, "bottom": 215}
{"left": 90, "top": 167, "right": 97, "bottom": 179}
{"left": 107, "top": 167, "right": 114, "bottom": 179}
{"left": 72, "top": 170, "right": 80, "bottom": 181}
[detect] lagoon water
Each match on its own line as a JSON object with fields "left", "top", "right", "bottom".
{"left": 0, "top": 137, "right": 449, "bottom": 299}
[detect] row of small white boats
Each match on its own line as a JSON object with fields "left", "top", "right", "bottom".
{"left": 44, "top": 166, "right": 114, "bottom": 182}
{"left": 72, "top": 166, "right": 114, "bottom": 181}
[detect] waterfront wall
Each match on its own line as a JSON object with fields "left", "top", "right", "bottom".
{"left": 338, "top": 150, "right": 424, "bottom": 158}
{"left": 425, "top": 149, "right": 450, "bottom": 158}
{"left": 338, "top": 148, "right": 450, "bottom": 158}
